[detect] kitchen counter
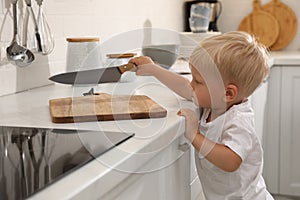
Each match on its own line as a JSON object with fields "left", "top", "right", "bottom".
{"left": 269, "top": 51, "right": 300, "bottom": 66}
{"left": 0, "top": 76, "right": 193, "bottom": 199}
{"left": 171, "top": 51, "right": 300, "bottom": 75}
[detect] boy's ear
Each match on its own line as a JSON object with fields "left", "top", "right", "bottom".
{"left": 225, "top": 84, "right": 238, "bottom": 102}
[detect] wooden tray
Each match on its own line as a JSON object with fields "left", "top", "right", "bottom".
{"left": 49, "top": 93, "right": 167, "bottom": 123}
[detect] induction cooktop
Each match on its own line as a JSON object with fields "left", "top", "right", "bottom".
{"left": 0, "top": 126, "right": 134, "bottom": 200}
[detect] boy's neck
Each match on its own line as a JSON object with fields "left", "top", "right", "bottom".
{"left": 207, "top": 108, "right": 225, "bottom": 122}
{"left": 207, "top": 98, "right": 247, "bottom": 122}
{"left": 226, "top": 98, "right": 247, "bottom": 111}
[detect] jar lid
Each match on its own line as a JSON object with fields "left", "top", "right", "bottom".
{"left": 66, "top": 37, "right": 100, "bottom": 43}
{"left": 106, "top": 53, "right": 137, "bottom": 58}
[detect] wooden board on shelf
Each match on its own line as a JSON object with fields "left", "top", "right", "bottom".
{"left": 262, "top": 0, "right": 298, "bottom": 50}
{"left": 238, "top": 0, "right": 279, "bottom": 48}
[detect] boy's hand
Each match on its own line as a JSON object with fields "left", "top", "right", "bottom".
{"left": 177, "top": 109, "right": 199, "bottom": 143}
{"left": 129, "top": 56, "right": 154, "bottom": 65}
{"left": 129, "top": 56, "right": 159, "bottom": 76}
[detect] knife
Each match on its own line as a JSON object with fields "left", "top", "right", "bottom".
{"left": 49, "top": 63, "right": 137, "bottom": 85}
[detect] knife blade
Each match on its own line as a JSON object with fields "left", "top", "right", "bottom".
{"left": 49, "top": 63, "right": 136, "bottom": 85}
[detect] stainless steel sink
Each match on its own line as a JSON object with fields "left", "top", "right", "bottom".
{"left": 0, "top": 126, "right": 134, "bottom": 200}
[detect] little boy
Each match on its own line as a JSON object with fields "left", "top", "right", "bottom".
{"left": 129, "top": 31, "right": 273, "bottom": 199}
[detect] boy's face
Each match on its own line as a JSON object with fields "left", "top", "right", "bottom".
{"left": 190, "top": 66, "right": 211, "bottom": 108}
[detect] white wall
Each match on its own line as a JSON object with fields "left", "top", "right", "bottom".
{"left": 0, "top": 0, "right": 184, "bottom": 96}
{"left": 0, "top": 0, "right": 299, "bottom": 96}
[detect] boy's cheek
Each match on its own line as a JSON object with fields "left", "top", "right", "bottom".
{"left": 192, "top": 96, "right": 199, "bottom": 106}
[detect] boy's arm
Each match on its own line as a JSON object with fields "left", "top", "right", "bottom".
{"left": 150, "top": 66, "right": 193, "bottom": 100}
{"left": 129, "top": 56, "right": 193, "bottom": 100}
{"left": 192, "top": 131, "right": 242, "bottom": 172}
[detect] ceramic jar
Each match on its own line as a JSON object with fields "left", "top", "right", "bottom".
{"left": 66, "top": 37, "right": 100, "bottom": 71}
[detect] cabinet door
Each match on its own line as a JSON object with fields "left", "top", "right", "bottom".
{"left": 100, "top": 137, "right": 191, "bottom": 200}
{"left": 280, "top": 66, "right": 300, "bottom": 196}
{"left": 263, "top": 66, "right": 281, "bottom": 193}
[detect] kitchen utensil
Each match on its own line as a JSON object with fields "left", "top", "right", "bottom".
{"left": 262, "top": 0, "right": 298, "bottom": 50}
{"left": 6, "top": 0, "right": 34, "bottom": 67}
{"left": 22, "top": 0, "right": 29, "bottom": 47}
{"left": 238, "top": 0, "right": 279, "bottom": 48}
{"left": 24, "top": 0, "right": 42, "bottom": 52}
{"left": 49, "top": 63, "right": 137, "bottom": 85}
{"left": 49, "top": 93, "right": 167, "bottom": 123}
{"left": 142, "top": 44, "right": 179, "bottom": 69}
{"left": 36, "top": 0, "right": 54, "bottom": 54}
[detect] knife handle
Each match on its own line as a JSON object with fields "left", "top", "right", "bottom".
{"left": 118, "top": 63, "right": 137, "bottom": 74}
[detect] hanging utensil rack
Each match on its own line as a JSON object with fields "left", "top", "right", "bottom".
{"left": 5, "top": 0, "right": 54, "bottom": 67}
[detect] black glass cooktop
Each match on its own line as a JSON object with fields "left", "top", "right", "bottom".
{"left": 0, "top": 126, "right": 134, "bottom": 200}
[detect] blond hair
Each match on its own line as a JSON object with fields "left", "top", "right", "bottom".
{"left": 191, "top": 31, "right": 269, "bottom": 97}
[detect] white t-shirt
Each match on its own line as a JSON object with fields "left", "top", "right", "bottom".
{"left": 195, "top": 100, "right": 273, "bottom": 200}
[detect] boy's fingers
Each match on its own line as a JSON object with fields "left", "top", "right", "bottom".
{"left": 129, "top": 58, "right": 138, "bottom": 65}
{"left": 177, "top": 110, "right": 182, "bottom": 115}
{"left": 177, "top": 109, "right": 188, "bottom": 116}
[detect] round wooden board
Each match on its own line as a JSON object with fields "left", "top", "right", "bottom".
{"left": 238, "top": 0, "right": 279, "bottom": 48}
{"left": 262, "top": 0, "right": 298, "bottom": 50}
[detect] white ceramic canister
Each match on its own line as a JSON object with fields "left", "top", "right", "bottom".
{"left": 66, "top": 37, "right": 100, "bottom": 71}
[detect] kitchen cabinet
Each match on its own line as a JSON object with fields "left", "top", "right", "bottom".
{"left": 250, "top": 78, "right": 268, "bottom": 141}
{"left": 190, "top": 148, "right": 205, "bottom": 200}
{"left": 263, "top": 65, "right": 300, "bottom": 197}
{"left": 99, "top": 137, "right": 190, "bottom": 200}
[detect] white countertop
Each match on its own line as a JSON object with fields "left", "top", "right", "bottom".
{"left": 0, "top": 76, "right": 193, "bottom": 199}
{"left": 269, "top": 51, "right": 300, "bottom": 66}
{"left": 171, "top": 51, "right": 300, "bottom": 75}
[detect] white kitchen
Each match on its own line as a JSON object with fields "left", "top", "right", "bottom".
{"left": 0, "top": 0, "right": 300, "bottom": 200}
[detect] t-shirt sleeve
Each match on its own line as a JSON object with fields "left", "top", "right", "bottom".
{"left": 221, "top": 117, "right": 254, "bottom": 161}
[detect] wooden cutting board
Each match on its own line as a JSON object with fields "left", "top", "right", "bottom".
{"left": 238, "top": 0, "right": 279, "bottom": 48}
{"left": 49, "top": 93, "right": 167, "bottom": 123}
{"left": 262, "top": 0, "right": 298, "bottom": 50}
